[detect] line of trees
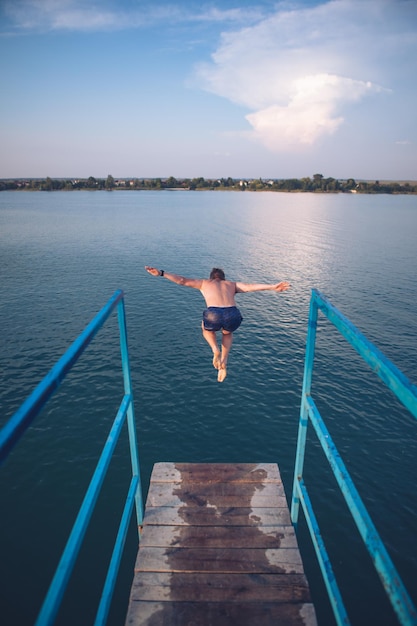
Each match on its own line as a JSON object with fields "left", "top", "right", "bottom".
{"left": 1, "top": 174, "right": 416, "bottom": 194}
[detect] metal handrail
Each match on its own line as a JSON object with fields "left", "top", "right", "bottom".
{"left": 291, "top": 289, "right": 417, "bottom": 626}
{"left": 0, "top": 290, "right": 143, "bottom": 626}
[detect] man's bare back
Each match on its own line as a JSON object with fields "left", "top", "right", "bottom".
{"left": 200, "top": 279, "right": 238, "bottom": 307}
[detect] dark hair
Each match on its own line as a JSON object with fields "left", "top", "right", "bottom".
{"left": 210, "top": 268, "right": 225, "bottom": 280}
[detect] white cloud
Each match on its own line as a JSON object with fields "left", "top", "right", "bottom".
{"left": 195, "top": 0, "right": 413, "bottom": 151}
{"left": 247, "top": 74, "right": 385, "bottom": 148}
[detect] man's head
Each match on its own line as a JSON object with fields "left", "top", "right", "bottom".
{"left": 210, "top": 268, "right": 225, "bottom": 280}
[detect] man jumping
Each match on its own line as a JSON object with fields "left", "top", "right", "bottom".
{"left": 145, "top": 266, "right": 290, "bottom": 382}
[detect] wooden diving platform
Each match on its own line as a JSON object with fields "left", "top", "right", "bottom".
{"left": 125, "top": 463, "right": 317, "bottom": 626}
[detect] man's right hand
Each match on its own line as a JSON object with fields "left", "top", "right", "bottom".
{"left": 145, "top": 266, "right": 161, "bottom": 277}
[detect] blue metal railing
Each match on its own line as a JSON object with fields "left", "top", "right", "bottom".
{"left": 291, "top": 289, "right": 417, "bottom": 626}
{"left": 0, "top": 289, "right": 143, "bottom": 626}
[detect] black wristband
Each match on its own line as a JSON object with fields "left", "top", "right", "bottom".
{"left": 160, "top": 270, "right": 164, "bottom": 276}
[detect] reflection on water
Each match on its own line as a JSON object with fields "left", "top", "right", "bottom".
{"left": 0, "top": 190, "right": 416, "bottom": 626}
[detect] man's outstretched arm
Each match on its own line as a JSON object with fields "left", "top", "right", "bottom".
{"left": 235, "top": 280, "right": 291, "bottom": 293}
{"left": 145, "top": 266, "right": 203, "bottom": 289}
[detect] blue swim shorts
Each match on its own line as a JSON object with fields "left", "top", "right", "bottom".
{"left": 202, "top": 306, "right": 243, "bottom": 333}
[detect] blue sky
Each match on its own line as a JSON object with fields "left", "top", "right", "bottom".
{"left": 1, "top": 0, "right": 416, "bottom": 180}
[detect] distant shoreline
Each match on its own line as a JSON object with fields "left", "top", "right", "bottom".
{"left": 3, "top": 188, "right": 417, "bottom": 195}
{"left": 1, "top": 175, "right": 417, "bottom": 194}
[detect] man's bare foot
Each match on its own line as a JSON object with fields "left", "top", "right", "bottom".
{"left": 212, "top": 352, "right": 221, "bottom": 370}
{"left": 217, "top": 365, "right": 227, "bottom": 382}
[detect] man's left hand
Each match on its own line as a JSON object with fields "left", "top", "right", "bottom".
{"left": 274, "top": 281, "right": 290, "bottom": 292}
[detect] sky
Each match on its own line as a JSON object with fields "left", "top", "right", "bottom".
{"left": 1, "top": 0, "right": 417, "bottom": 180}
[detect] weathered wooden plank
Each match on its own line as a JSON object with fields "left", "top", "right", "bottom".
{"left": 139, "top": 524, "right": 298, "bottom": 549}
{"left": 129, "top": 571, "right": 312, "bottom": 603}
{"left": 150, "top": 462, "right": 282, "bottom": 484}
{"left": 126, "top": 463, "right": 317, "bottom": 626}
{"left": 125, "top": 600, "right": 317, "bottom": 626}
{"left": 143, "top": 505, "right": 291, "bottom": 527}
{"left": 146, "top": 480, "right": 287, "bottom": 508}
{"left": 135, "top": 546, "right": 304, "bottom": 574}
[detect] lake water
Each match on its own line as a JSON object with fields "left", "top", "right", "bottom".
{"left": 0, "top": 190, "right": 416, "bottom": 626}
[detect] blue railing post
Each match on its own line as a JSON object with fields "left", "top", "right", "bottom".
{"left": 117, "top": 298, "right": 144, "bottom": 531}
{"left": 291, "top": 292, "right": 319, "bottom": 526}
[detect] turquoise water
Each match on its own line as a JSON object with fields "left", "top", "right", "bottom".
{"left": 0, "top": 190, "right": 416, "bottom": 625}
